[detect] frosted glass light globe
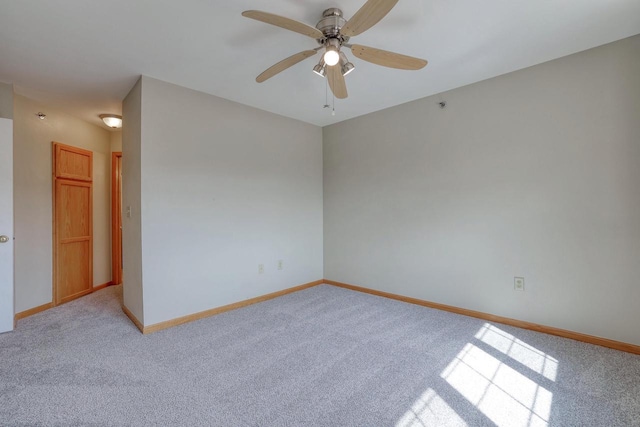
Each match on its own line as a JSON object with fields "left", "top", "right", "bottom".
{"left": 99, "top": 114, "right": 123, "bottom": 129}
{"left": 324, "top": 50, "right": 340, "bottom": 66}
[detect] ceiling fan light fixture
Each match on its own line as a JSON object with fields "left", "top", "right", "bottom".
{"left": 324, "top": 49, "right": 340, "bottom": 66}
{"left": 339, "top": 51, "right": 355, "bottom": 76}
{"left": 99, "top": 114, "right": 122, "bottom": 128}
{"left": 323, "top": 38, "right": 341, "bottom": 66}
{"left": 342, "top": 61, "right": 355, "bottom": 76}
{"left": 312, "top": 58, "right": 327, "bottom": 77}
{"left": 312, "top": 63, "right": 326, "bottom": 77}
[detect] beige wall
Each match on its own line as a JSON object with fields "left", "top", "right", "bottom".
{"left": 111, "top": 131, "right": 122, "bottom": 152}
{"left": 323, "top": 35, "right": 640, "bottom": 345}
{"left": 122, "top": 78, "right": 144, "bottom": 322}
{"left": 13, "top": 95, "right": 112, "bottom": 312}
{"left": 0, "top": 83, "right": 13, "bottom": 119}
{"left": 131, "top": 76, "right": 323, "bottom": 326}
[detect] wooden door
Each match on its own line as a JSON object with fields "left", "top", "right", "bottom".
{"left": 111, "top": 152, "right": 122, "bottom": 285}
{"left": 53, "top": 143, "right": 93, "bottom": 305}
{"left": 0, "top": 118, "right": 14, "bottom": 332}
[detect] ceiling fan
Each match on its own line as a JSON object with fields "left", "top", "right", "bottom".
{"left": 242, "top": 0, "right": 428, "bottom": 100}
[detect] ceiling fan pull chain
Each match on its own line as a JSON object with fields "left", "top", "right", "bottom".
{"left": 323, "top": 78, "right": 330, "bottom": 109}
{"left": 332, "top": 85, "right": 336, "bottom": 116}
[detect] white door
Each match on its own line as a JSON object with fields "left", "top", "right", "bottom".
{"left": 0, "top": 118, "right": 13, "bottom": 333}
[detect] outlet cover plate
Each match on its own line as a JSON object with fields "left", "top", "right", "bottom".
{"left": 514, "top": 277, "right": 525, "bottom": 291}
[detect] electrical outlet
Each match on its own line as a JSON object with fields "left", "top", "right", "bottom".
{"left": 514, "top": 277, "right": 525, "bottom": 291}
{"left": 126, "top": 206, "right": 132, "bottom": 218}
{"left": 277, "top": 260, "right": 283, "bottom": 270}
{"left": 258, "top": 264, "right": 264, "bottom": 274}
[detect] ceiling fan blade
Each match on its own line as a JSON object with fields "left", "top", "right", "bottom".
{"left": 349, "top": 44, "right": 427, "bottom": 70}
{"left": 341, "top": 0, "right": 399, "bottom": 37}
{"left": 326, "top": 65, "right": 348, "bottom": 99}
{"left": 256, "top": 50, "right": 318, "bottom": 83}
{"left": 242, "top": 10, "right": 324, "bottom": 39}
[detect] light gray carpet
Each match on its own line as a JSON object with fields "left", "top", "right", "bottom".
{"left": 1, "top": 284, "right": 639, "bottom": 426}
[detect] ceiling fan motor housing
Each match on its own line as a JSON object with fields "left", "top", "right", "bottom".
{"left": 316, "top": 8, "right": 348, "bottom": 42}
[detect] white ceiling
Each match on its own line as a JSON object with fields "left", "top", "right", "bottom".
{"left": 1, "top": 0, "right": 639, "bottom": 128}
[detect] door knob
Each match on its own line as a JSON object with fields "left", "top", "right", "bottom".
{"left": 0, "top": 235, "right": 9, "bottom": 243}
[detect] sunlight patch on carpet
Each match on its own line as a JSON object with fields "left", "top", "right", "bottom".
{"left": 395, "top": 388, "right": 467, "bottom": 427}
{"left": 475, "top": 323, "right": 558, "bottom": 381}
{"left": 438, "top": 324, "right": 556, "bottom": 427}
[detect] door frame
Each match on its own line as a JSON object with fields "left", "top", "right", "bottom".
{"left": 111, "top": 152, "right": 123, "bottom": 285}
{"left": 0, "top": 118, "right": 14, "bottom": 332}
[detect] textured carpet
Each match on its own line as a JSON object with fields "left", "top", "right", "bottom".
{"left": 1, "top": 284, "right": 639, "bottom": 426}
